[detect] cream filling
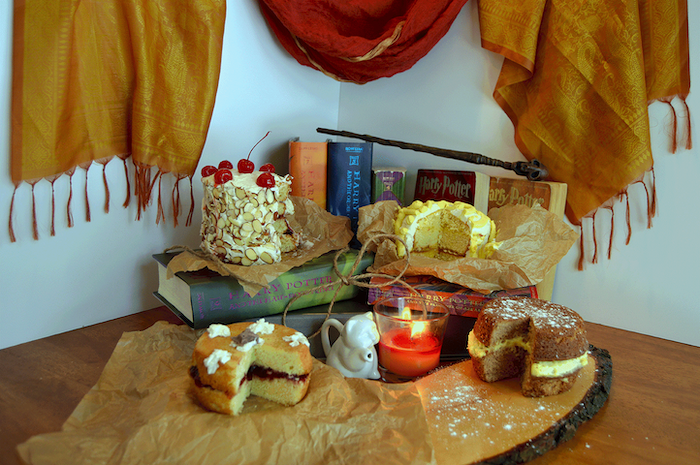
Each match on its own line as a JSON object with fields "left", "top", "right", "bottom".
{"left": 530, "top": 352, "right": 589, "bottom": 377}
{"left": 467, "top": 330, "right": 588, "bottom": 378}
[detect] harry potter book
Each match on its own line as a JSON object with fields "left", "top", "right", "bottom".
{"left": 153, "top": 249, "right": 374, "bottom": 329}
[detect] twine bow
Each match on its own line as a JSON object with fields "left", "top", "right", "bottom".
{"left": 282, "top": 233, "right": 420, "bottom": 339}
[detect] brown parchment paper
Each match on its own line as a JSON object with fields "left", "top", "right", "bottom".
{"left": 357, "top": 201, "right": 578, "bottom": 294}
{"left": 17, "top": 322, "right": 436, "bottom": 465}
{"left": 166, "top": 196, "right": 354, "bottom": 296}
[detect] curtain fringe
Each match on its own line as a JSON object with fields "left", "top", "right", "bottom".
{"left": 156, "top": 172, "right": 165, "bottom": 225}
{"left": 578, "top": 168, "right": 657, "bottom": 269}
{"left": 7, "top": 158, "right": 196, "bottom": 241}
{"left": 681, "top": 96, "right": 692, "bottom": 150}
{"left": 50, "top": 178, "right": 57, "bottom": 236}
{"left": 187, "top": 175, "right": 195, "bottom": 227}
{"left": 577, "top": 95, "right": 692, "bottom": 269}
{"left": 8, "top": 185, "right": 18, "bottom": 243}
{"left": 83, "top": 165, "right": 91, "bottom": 223}
{"left": 30, "top": 182, "right": 39, "bottom": 240}
{"left": 119, "top": 155, "right": 131, "bottom": 208}
{"left": 67, "top": 169, "right": 75, "bottom": 229}
{"left": 98, "top": 161, "right": 110, "bottom": 213}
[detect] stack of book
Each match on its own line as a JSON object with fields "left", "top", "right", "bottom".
{"left": 154, "top": 249, "right": 374, "bottom": 329}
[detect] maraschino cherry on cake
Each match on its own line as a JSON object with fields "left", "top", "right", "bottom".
{"left": 199, "top": 133, "right": 301, "bottom": 265}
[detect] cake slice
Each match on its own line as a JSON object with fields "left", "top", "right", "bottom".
{"left": 468, "top": 297, "right": 589, "bottom": 397}
{"left": 190, "top": 320, "right": 312, "bottom": 415}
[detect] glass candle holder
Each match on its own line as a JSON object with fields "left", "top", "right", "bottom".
{"left": 373, "top": 296, "right": 450, "bottom": 379}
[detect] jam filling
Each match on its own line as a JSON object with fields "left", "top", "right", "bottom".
{"left": 189, "top": 365, "right": 308, "bottom": 393}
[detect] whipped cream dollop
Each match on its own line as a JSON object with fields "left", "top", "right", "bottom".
{"left": 249, "top": 318, "right": 275, "bottom": 335}
{"left": 283, "top": 331, "right": 310, "bottom": 347}
{"left": 207, "top": 324, "right": 231, "bottom": 338}
{"left": 203, "top": 349, "right": 232, "bottom": 375}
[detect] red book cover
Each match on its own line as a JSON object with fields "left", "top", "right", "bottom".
{"left": 414, "top": 169, "right": 490, "bottom": 212}
{"left": 367, "top": 275, "right": 538, "bottom": 318}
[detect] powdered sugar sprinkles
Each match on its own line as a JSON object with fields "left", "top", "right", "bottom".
{"left": 416, "top": 358, "right": 585, "bottom": 463}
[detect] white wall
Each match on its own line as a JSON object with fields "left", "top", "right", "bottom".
{"left": 0, "top": 1, "right": 339, "bottom": 349}
{"left": 1, "top": 1, "right": 698, "bottom": 349}
{"left": 337, "top": 1, "right": 700, "bottom": 346}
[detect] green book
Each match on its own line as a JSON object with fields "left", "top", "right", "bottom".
{"left": 153, "top": 249, "right": 374, "bottom": 329}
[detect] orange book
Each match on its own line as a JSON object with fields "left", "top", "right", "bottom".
{"left": 288, "top": 139, "right": 328, "bottom": 209}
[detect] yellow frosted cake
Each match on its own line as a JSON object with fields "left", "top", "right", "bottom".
{"left": 394, "top": 200, "right": 499, "bottom": 260}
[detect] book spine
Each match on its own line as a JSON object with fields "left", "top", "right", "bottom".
{"left": 326, "top": 142, "right": 373, "bottom": 239}
{"left": 367, "top": 276, "right": 538, "bottom": 318}
{"left": 413, "top": 169, "right": 478, "bottom": 204}
{"left": 183, "top": 252, "right": 373, "bottom": 329}
{"left": 372, "top": 167, "right": 406, "bottom": 205}
{"left": 288, "top": 139, "right": 328, "bottom": 209}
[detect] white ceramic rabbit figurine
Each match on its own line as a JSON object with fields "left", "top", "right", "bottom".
{"left": 321, "top": 312, "right": 380, "bottom": 379}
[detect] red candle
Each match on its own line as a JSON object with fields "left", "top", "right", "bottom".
{"left": 378, "top": 326, "right": 442, "bottom": 377}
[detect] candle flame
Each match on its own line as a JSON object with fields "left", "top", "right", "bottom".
{"left": 399, "top": 306, "right": 427, "bottom": 338}
{"left": 411, "top": 321, "right": 427, "bottom": 338}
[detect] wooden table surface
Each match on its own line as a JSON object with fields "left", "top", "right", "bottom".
{"left": 1, "top": 306, "right": 699, "bottom": 465}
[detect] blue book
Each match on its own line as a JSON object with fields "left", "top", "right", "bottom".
{"left": 326, "top": 142, "right": 373, "bottom": 244}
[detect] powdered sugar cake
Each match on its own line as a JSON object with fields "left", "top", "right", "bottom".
{"left": 468, "top": 297, "right": 589, "bottom": 397}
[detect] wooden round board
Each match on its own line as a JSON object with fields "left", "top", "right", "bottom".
{"left": 415, "top": 345, "right": 612, "bottom": 464}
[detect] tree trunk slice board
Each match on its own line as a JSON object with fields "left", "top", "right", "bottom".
{"left": 416, "top": 345, "right": 612, "bottom": 464}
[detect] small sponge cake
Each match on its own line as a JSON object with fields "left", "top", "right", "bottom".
{"left": 468, "top": 297, "right": 589, "bottom": 397}
{"left": 190, "top": 320, "right": 312, "bottom": 415}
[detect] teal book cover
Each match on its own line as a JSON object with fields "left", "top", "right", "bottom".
{"left": 154, "top": 249, "right": 374, "bottom": 329}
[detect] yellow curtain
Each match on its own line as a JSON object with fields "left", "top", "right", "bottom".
{"left": 478, "top": 0, "right": 691, "bottom": 266}
{"left": 10, "top": 0, "right": 226, "bottom": 239}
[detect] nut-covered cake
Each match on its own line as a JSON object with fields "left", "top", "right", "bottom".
{"left": 467, "top": 297, "right": 589, "bottom": 397}
{"left": 199, "top": 160, "right": 301, "bottom": 265}
{"left": 189, "top": 320, "right": 313, "bottom": 415}
{"left": 394, "top": 199, "right": 499, "bottom": 260}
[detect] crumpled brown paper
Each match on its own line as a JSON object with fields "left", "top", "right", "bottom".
{"left": 17, "top": 322, "right": 436, "bottom": 465}
{"left": 166, "top": 196, "right": 354, "bottom": 296}
{"left": 357, "top": 201, "right": 578, "bottom": 294}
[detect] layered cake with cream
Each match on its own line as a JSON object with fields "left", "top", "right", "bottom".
{"left": 394, "top": 199, "right": 499, "bottom": 260}
{"left": 189, "top": 319, "right": 313, "bottom": 415}
{"left": 199, "top": 160, "right": 301, "bottom": 265}
{"left": 468, "top": 297, "right": 589, "bottom": 397}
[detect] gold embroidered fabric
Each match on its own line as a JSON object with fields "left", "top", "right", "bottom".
{"left": 478, "top": 0, "right": 691, "bottom": 227}
{"left": 10, "top": 0, "right": 225, "bottom": 239}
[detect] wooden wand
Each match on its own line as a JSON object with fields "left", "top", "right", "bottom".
{"left": 316, "top": 128, "right": 548, "bottom": 181}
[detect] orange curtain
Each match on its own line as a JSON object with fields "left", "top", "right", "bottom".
{"left": 10, "top": 0, "right": 226, "bottom": 240}
{"left": 478, "top": 0, "right": 691, "bottom": 266}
